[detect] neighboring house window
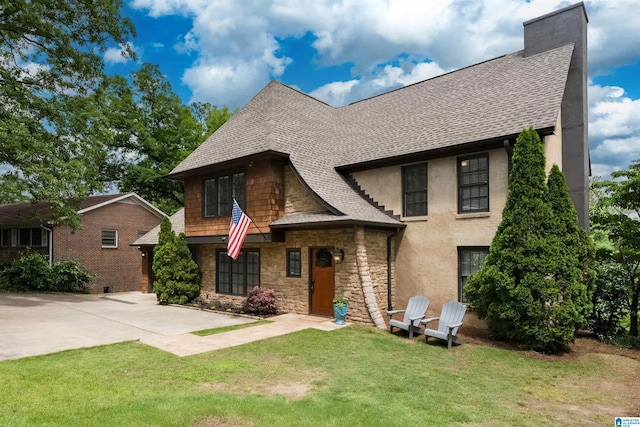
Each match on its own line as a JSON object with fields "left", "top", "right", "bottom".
{"left": 16, "top": 228, "right": 47, "bottom": 247}
{"left": 0, "top": 229, "right": 9, "bottom": 247}
{"left": 204, "top": 171, "right": 245, "bottom": 217}
{"left": 458, "top": 153, "right": 489, "bottom": 213}
{"left": 101, "top": 230, "right": 118, "bottom": 248}
{"left": 402, "top": 163, "right": 428, "bottom": 217}
{"left": 458, "top": 247, "right": 489, "bottom": 303}
{"left": 216, "top": 249, "right": 260, "bottom": 295}
{"left": 286, "top": 249, "right": 301, "bottom": 277}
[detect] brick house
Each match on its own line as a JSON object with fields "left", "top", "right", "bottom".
{"left": 149, "top": 4, "right": 590, "bottom": 327}
{"left": 0, "top": 193, "right": 165, "bottom": 293}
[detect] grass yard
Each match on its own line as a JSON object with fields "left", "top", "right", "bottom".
{"left": 0, "top": 325, "right": 638, "bottom": 426}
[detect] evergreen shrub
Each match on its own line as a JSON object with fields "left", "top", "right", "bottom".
{"left": 152, "top": 217, "right": 200, "bottom": 305}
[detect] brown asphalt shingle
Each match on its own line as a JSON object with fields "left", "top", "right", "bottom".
{"left": 170, "top": 44, "right": 574, "bottom": 227}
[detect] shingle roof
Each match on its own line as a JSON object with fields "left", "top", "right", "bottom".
{"left": 132, "top": 208, "right": 184, "bottom": 246}
{"left": 0, "top": 194, "right": 124, "bottom": 227}
{"left": 170, "top": 45, "right": 574, "bottom": 228}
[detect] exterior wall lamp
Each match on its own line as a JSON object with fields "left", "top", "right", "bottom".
{"left": 332, "top": 248, "right": 345, "bottom": 263}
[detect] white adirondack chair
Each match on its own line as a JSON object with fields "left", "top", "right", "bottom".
{"left": 387, "top": 295, "right": 430, "bottom": 339}
{"left": 421, "top": 301, "right": 466, "bottom": 349}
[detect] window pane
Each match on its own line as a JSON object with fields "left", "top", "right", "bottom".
{"left": 459, "top": 248, "right": 489, "bottom": 302}
{"left": 19, "top": 229, "right": 31, "bottom": 246}
{"left": 218, "top": 176, "right": 231, "bottom": 216}
{"left": 101, "top": 230, "right": 117, "bottom": 248}
{"left": 217, "top": 252, "right": 230, "bottom": 294}
{"left": 459, "top": 155, "right": 489, "bottom": 213}
{"left": 247, "top": 251, "right": 260, "bottom": 286}
{"left": 403, "top": 163, "right": 427, "bottom": 217}
{"left": 31, "top": 228, "right": 42, "bottom": 246}
{"left": 233, "top": 172, "right": 245, "bottom": 209}
{"left": 204, "top": 178, "right": 217, "bottom": 217}
{"left": 287, "top": 249, "right": 301, "bottom": 277}
{"left": 232, "top": 252, "right": 245, "bottom": 295}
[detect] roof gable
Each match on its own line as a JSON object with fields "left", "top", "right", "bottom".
{"left": 170, "top": 44, "right": 574, "bottom": 227}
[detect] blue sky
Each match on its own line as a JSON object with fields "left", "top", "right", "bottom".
{"left": 104, "top": 0, "right": 640, "bottom": 178}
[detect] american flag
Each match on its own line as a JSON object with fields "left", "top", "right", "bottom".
{"left": 227, "top": 199, "right": 251, "bottom": 260}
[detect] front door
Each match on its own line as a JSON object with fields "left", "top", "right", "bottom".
{"left": 310, "top": 248, "right": 335, "bottom": 316}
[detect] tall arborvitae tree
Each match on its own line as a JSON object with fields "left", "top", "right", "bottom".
{"left": 545, "top": 165, "right": 595, "bottom": 325}
{"left": 465, "top": 128, "right": 586, "bottom": 352}
{"left": 152, "top": 217, "right": 200, "bottom": 304}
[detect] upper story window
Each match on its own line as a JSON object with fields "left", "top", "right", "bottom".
{"left": 204, "top": 171, "right": 245, "bottom": 217}
{"left": 458, "top": 154, "right": 489, "bottom": 213}
{"left": 101, "top": 230, "right": 118, "bottom": 248}
{"left": 402, "top": 163, "right": 428, "bottom": 217}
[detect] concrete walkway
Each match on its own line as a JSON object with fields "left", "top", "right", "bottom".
{"left": 141, "top": 313, "right": 347, "bottom": 357}
{"left": 0, "top": 292, "right": 346, "bottom": 361}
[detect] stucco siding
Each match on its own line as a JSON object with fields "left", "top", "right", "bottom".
{"left": 352, "top": 149, "right": 509, "bottom": 314}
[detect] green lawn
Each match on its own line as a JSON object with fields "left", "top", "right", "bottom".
{"left": 0, "top": 325, "right": 637, "bottom": 426}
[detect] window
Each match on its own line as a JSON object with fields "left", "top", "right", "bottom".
{"left": 204, "top": 171, "right": 245, "bottom": 217}
{"left": 286, "top": 249, "right": 301, "bottom": 277}
{"left": 0, "top": 229, "right": 8, "bottom": 247}
{"left": 16, "top": 228, "right": 47, "bottom": 247}
{"left": 402, "top": 163, "right": 428, "bottom": 217}
{"left": 217, "top": 249, "right": 260, "bottom": 295}
{"left": 458, "top": 154, "right": 489, "bottom": 213}
{"left": 101, "top": 230, "right": 118, "bottom": 248}
{"left": 458, "top": 247, "right": 489, "bottom": 303}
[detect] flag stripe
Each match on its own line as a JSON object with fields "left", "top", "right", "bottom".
{"left": 227, "top": 199, "right": 252, "bottom": 260}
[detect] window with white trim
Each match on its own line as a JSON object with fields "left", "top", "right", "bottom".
{"left": 16, "top": 228, "right": 47, "bottom": 247}
{"left": 101, "top": 230, "right": 118, "bottom": 248}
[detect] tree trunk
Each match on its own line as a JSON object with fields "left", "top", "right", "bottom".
{"left": 631, "top": 281, "right": 639, "bottom": 337}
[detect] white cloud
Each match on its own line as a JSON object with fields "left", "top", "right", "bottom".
{"left": 104, "top": 43, "right": 137, "bottom": 65}
{"left": 130, "top": 0, "right": 640, "bottom": 176}
{"left": 131, "top": 0, "right": 640, "bottom": 110}
{"left": 308, "top": 80, "right": 359, "bottom": 107}
{"left": 589, "top": 82, "right": 640, "bottom": 177}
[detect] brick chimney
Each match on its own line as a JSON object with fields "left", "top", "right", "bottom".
{"left": 524, "top": 2, "right": 589, "bottom": 229}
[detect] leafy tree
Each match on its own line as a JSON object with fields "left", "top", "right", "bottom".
{"left": 0, "top": 0, "right": 135, "bottom": 229}
{"left": 465, "top": 128, "right": 589, "bottom": 352}
{"left": 592, "top": 161, "right": 640, "bottom": 336}
{"left": 152, "top": 216, "right": 200, "bottom": 304}
{"left": 96, "top": 64, "right": 234, "bottom": 214}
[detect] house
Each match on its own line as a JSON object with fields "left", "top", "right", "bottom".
{"left": 162, "top": 3, "right": 589, "bottom": 327}
{"left": 0, "top": 193, "right": 165, "bottom": 293}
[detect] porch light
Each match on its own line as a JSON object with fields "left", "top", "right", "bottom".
{"left": 332, "top": 249, "right": 345, "bottom": 263}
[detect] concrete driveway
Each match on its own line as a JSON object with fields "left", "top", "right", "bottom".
{"left": 0, "top": 292, "right": 255, "bottom": 361}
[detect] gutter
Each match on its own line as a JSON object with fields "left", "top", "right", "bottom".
{"left": 42, "top": 225, "right": 53, "bottom": 267}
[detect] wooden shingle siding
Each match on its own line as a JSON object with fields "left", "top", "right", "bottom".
{"left": 184, "top": 159, "right": 285, "bottom": 237}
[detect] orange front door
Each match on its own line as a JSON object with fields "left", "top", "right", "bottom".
{"left": 310, "top": 248, "right": 335, "bottom": 316}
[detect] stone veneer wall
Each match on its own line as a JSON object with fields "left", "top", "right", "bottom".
{"left": 284, "top": 166, "right": 325, "bottom": 214}
{"left": 195, "top": 226, "right": 393, "bottom": 326}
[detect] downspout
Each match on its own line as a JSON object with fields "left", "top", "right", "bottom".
{"left": 387, "top": 229, "right": 399, "bottom": 311}
{"left": 42, "top": 225, "right": 53, "bottom": 267}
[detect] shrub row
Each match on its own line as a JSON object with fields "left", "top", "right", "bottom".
{"left": 0, "top": 252, "right": 94, "bottom": 293}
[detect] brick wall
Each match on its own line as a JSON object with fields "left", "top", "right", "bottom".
{"left": 53, "top": 200, "right": 162, "bottom": 293}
